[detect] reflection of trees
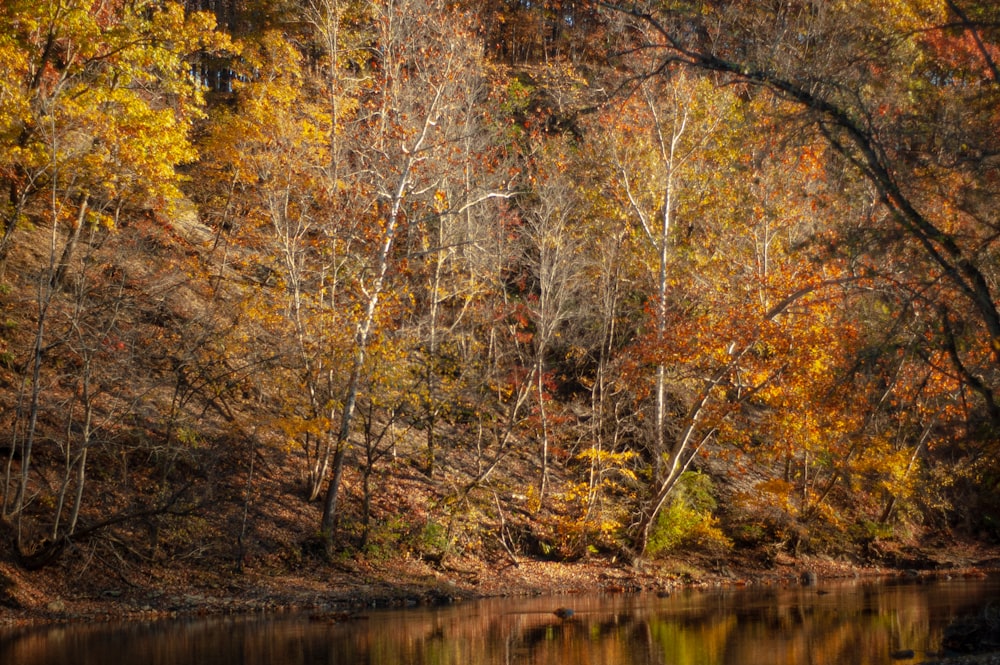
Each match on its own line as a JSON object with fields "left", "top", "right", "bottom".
{"left": 3, "top": 581, "right": 1000, "bottom": 664}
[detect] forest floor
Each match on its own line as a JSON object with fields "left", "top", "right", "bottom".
{"left": 2, "top": 531, "right": 999, "bottom": 628}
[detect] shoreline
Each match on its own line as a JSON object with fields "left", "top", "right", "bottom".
{"left": 3, "top": 548, "right": 997, "bottom": 629}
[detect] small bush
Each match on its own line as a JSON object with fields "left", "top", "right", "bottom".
{"left": 363, "top": 516, "right": 409, "bottom": 560}
{"left": 418, "top": 519, "right": 450, "bottom": 555}
{"left": 647, "top": 471, "right": 731, "bottom": 557}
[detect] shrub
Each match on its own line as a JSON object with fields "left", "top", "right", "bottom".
{"left": 647, "top": 471, "right": 732, "bottom": 557}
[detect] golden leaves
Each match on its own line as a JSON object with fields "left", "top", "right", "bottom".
{"left": 1, "top": 0, "right": 233, "bottom": 238}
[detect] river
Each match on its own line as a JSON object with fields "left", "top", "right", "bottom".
{"left": 2, "top": 575, "right": 998, "bottom": 664}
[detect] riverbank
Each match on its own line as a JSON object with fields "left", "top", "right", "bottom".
{"left": 3, "top": 537, "right": 998, "bottom": 629}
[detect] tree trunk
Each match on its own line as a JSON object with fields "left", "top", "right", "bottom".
{"left": 319, "top": 362, "right": 360, "bottom": 538}
{"left": 51, "top": 199, "right": 88, "bottom": 291}
{"left": 536, "top": 349, "right": 550, "bottom": 503}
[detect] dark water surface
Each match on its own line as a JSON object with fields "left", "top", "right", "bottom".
{"left": 3, "top": 576, "right": 999, "bottom": 664}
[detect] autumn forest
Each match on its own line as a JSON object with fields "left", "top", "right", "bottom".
{"left": 1, "top": 0, "right": 999, "bottom": 590}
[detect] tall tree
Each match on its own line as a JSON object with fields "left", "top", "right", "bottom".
{"left": 200, "top": 27, "right": 359, "bottom": 502}
{"left": 599, "top": 0, "right": 1000, "bottom": 429}
{"left": 316, "top": 0, "right": 494, "bottom": 539}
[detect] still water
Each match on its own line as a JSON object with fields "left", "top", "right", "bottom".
{"left": 2, "top": 576, "right": 998, "bottom": 665}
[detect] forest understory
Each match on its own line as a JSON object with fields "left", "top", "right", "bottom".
{"left": 0, "top": 387, "right": 997, "bottom": 627}
{"left": 1, "top": 441, "right": 998, "bottom": 628}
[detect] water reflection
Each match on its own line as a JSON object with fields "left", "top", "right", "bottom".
{"left": 2, "top": 576, "right": 998, "bottom": 665}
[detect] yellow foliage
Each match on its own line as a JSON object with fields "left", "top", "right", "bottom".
{"left": 0, "top": 0, "right": 233, "bottom": 238}
{"left": 752, "top": 478, "right": 799, "bottom": 516}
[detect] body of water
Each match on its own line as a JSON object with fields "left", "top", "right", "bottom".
{"left": 2, "top": 575, "right": 998, "bottom": 664}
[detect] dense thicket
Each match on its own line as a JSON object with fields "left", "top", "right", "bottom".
{"left": 0, "top": 0, "right": 997, "bottom": 571}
